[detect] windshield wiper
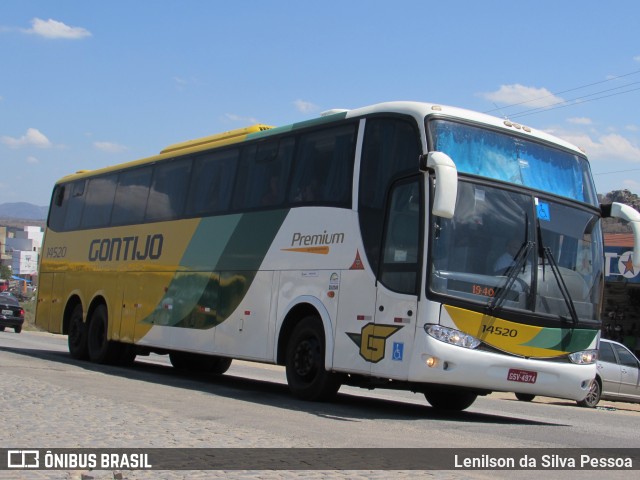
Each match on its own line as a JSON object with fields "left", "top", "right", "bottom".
{"left": 537, "top": 221, "right": 579, "bottom": 326}
{"left": 487, "top": 240, "right": 533, "bottom": 314}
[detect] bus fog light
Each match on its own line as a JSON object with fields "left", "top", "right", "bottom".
{"left": 425, "top": 324, "right": 481, "bottom": 349}
{"left": 425, "top": 356, "right": 437, "bottom": 368}
{"left": 569, "top": 349, "right": 597, "bottom": 365}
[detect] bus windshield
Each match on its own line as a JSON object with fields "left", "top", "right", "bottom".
{"left": 430, "top": 119, "right": 598, "bottom": 206}
{"left": 429, "top": 181, "right": 604, "bottom": 324}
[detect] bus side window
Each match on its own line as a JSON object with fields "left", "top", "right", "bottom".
{"left": 145, "top": 158, "right": 192, "bottom": 222}
{"left": 81, "top": 175, "right": 118, "bottom": 229}
{"left": 359, "top": 117, "right": 421, "bottom": 274}
{"left": 380, "top": 179, "right": 421, "bottom": 294}
{"left": 48, "top": 184, "right": 69, "bottom": 231}
{"left": 233, "top": 138, "right": 294, "bottom": 210}
{"left": 289, "top": 124, "right": 356, "bottom": 207}
{"left": 111, "top": 166, "right": 152, "bottom": 225}
{"left": 63, "top": 180, "right": 87, "bottom": 231}
{"left": 187, "top": 149, "right": 239, "bottom": 216}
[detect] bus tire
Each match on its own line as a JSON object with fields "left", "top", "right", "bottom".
{"left": 285, "top": 316, "right": 341, "bottom": 401}
{"left": 169, "top": 352, "right": 232, "bottom": 375}
{"left": 68, "top": 305, "right": 89, "bottom": 360}
{"left": 424, "top": 389, "right": 477, "bottom": 411}
{"left": 206, "top": 356, "right": 232, "bottom": 375}
{"left": 87, "top": 305, "right": 118, "bottom": 364}
{"left": 515, "top": 393, "right": 535, "bottom": 402}
{"left": 116, "top": 343, "right": 137, "bottom": 366}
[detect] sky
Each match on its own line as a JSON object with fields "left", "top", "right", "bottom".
{"left": 1, "top": 1, "right": 639, "bottom": 207}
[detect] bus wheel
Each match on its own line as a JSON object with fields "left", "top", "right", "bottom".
{"left": 170, "top": 352, "right": 232, "bottom": 375}
{"left": 87, "top": 305, "right": 117, "bottom": 364}
{"left": 205, "top": 356, "right": 232, "bottom": 375}
{"left": 68, "top": 305, "right": 89, "bottom": 360}
{"left": 116, "top": 343, "right": 137, "bottom": 366}
{"left": 424, "top": 389, "right": 477, "bottom": 411}
{"left": 515, "top": 393, "right": 535, "bottom": 402}
{"left": 169, "top": 351, "right": 192, "bottom": 370}
{"left": 577, "top": 379, "right": 601, "bottom": 408}
{"left": 285, "top": 316, "right": 341, "bottom": 401}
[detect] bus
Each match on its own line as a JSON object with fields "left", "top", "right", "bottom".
{"left": 36, "top": 101, "right": 640, "bottom": 411}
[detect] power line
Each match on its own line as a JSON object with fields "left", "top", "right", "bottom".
{"left": 508, "top": 85, "right": 640, "bottom": 119}
{"left": 593, "top": 167, "right": 640, "bottom": 176}
{"left": 483, "top": 68, "right": 640, "bottom": 117}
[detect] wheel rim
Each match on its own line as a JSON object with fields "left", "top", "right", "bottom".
{"left": 293, "top": 338, "right": 319, "bottom": 379}
{"left": 584, "top": 381, "right": 600, "bottom": 406}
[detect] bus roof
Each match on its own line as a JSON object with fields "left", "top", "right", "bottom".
{"left": 54, "top": 101, "right": 586, "bottom": 184}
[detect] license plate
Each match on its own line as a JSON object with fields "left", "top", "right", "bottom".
{"left": 507, "top": 368, "right": 537, "bottom": 384}
{"left": 1, "top": 309, "right": 12, "bottom": 316}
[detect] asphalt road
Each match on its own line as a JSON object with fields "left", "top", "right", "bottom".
{"left": 1, "top": 331, "right": 639, "bottom": 480}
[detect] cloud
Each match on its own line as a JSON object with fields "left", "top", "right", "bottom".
{"left": 567, "top": 117, "right": 592, "bottom": 125}
{"left": 1, "top": 128, "right": 52, "bottom": 149}
{"left": 224, "top": 113, "right": 259, "bottom": 124}
{"left": 634, "top": 55, "right": 640, "bottom": 62}
{"left": 482, "top": 84, "right": 564, "bottom": 109}
{"left": 26, "top": 156, "right": 39, "bottom": 164}
{"left": 23, "top": 18, "right": 91, "bottom": 40}
{"left": 294, "top": 99, "right": 319, "bottom": 114}
{"left": 551, "top": 129, "right": 640, "bottom": 163}
{"left": 94, "top": 141, "right": 127, "bottom": 153}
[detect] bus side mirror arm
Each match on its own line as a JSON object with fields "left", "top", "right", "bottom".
{"left": 420, "top": 151, "right": 458, "bottom": 219}
{"left": 602, "top": 201, "right": 640, "bottom": 267}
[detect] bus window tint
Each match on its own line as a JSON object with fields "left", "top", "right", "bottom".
{"left": 187, "top": 149, "right": 238, "bottom": 215}
{"left": 81, "top": 175, "right": 118, "bottom": 229}
{"left": 380, "top": 179, "right": 421, "bottom": 294}
{"left": 359, "top": 117, "right": 421, "bottom": 273}
{"left": 111, "top": 166, "right": 152, "bottom": 225}
{"left": 63, "top": 180, "right": 86, "bottom": 231}
{"left": 145, "top": 158, "right": 192, "bottom": 222}
{"left": 233, "top": 138, "right": 294, "bottom": 210}
{"left": 48, "top": 184, "right": 69, "bottom": 231}
{"left": 289, "top": 124, "right": 356, "bottom": 206}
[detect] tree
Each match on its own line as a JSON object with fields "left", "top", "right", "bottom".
{"left": 601, "top": 189, "right": 640, "bottom": 233}
{"left": 0, "top": 264, "right": 11, "bottom": 280}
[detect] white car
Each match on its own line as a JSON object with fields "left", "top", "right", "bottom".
{"left": 581, "top": 338, "right": 640, "bottom": 407}
{"left": 515, "top": 338, "right": 640, "bottom": 408}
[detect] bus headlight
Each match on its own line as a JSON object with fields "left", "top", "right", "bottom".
{"left": 425, "top": 324, "right": 481, "bottom": 349}
{"left": 568, "top": 349, "right": 597, "bottom": 365}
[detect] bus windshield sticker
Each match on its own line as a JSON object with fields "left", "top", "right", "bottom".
{"left": 536, "top": 201, "right": 551, "bottom": 222}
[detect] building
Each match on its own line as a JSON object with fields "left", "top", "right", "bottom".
{"left": 603, "top": 233, "right": 639, "bottom": 355}
{"left": 3, "top": 225, "right": 43, "bottom": 285}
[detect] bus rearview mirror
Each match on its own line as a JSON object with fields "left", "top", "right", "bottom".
{"left": 422, "top": 151, "right": 458, "bottom": 219}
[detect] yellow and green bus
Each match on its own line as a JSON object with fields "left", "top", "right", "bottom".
{"left": 36, "top": 101, "right": 640, "bottom": 410}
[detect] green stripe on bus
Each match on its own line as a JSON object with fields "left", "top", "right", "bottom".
{"left": 141, "top": 209, "right": 289, "bottom": 329}
{"left": 522, "top": 327, "right": 597, "bottom": 352}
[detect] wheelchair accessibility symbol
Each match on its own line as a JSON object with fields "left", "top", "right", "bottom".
{"left": 392, "top": 342, "right": 404, "bottom": 361}
{"left": 536, "top": 201, "right": 551, "bottom": 222}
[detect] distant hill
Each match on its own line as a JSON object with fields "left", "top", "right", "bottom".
{"left": 0, "top": 202, "right": 48, "bottom": 220}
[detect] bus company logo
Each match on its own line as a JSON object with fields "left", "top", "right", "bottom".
{"left": 281, "top": 230, "right": 345, "bottom": 255}
{"left": 7, "top": 450, "right": 39, "bottom": 468}
{"left": 88, "top": 234, "right": 164, "bottom": 262}
{"left": 347, "top": 323, "right": 403, "bottom": 363}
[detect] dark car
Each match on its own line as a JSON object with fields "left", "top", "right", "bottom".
{"left": 0, "top": 293, "right": 24, "bottom": 333}
{"left": 515, "top": 338, "right": 640, "bottom": 407}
